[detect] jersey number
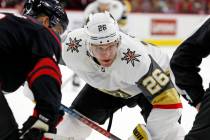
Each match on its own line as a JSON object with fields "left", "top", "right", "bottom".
{"left": 98, "top": 24, "right": 107, "bottom": 32}
{"left": 142, "top": 69, "right": 169, "bottom": 95}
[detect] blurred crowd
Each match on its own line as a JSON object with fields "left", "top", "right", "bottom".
{"left": 0, "top": 0, "right": 25, "bottom": 13}
{"left": 130, "top": 0, "right": 210, "bottom": 14}
{"left": 1, "top": 0, "right": 210, "bottom": 14}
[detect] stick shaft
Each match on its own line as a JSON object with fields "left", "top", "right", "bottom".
{"left": 60, "top": 104, "right": 121, "bottom": 140}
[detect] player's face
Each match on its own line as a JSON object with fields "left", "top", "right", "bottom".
{"left": 90, "top": 41, "right": 118, "bottom": 67}
{"left": 37, "top": 16, "right": 64, "bottom": 35}
{"left": 52, "top": 23, "right": 64, "bottom": 36}
{"left": 98, "top": 3, "right": 109, "bottom": 12}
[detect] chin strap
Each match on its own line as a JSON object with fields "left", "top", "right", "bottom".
{"left": 107, "top": 113, "right": 113, "bottom": 132}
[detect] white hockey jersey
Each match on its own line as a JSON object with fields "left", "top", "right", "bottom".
{"left": 63, "top": 28, "right": 168, "bottom": 98}
{"left": 62, "top": 28, "right": 185, "bottom": 140}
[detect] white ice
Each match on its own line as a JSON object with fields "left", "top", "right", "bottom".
{"left": 5, "top": 47, "right": 209, "bottom": 140}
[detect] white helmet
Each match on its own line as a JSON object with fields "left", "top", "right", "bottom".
{"left": 84, "top": 11, "right": 120, "bottom": 46}
{"left": 97, "top": 0, "right": 112, "bottom": 4}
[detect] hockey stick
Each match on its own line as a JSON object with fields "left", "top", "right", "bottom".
{"left": 44, "top": 133, "right": 73, "bottom": 140}
{"left": 60, "top": 104, "right": 122, "bottom": 140}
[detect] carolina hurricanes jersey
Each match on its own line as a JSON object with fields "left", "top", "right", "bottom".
{"left": 84, "top": 0, "right": 124, "bottom": 22}
{"left": 62, "top": 28, "right": 169, "bottom": 99}
{"left": 0, "top": 13, "right": 62, "bottom": 123}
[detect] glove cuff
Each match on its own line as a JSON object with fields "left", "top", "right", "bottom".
{"left": 128, "top": 124, "right": 152, "bottom": 140}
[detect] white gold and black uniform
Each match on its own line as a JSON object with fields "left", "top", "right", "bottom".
{"left": 62, "top": 28, "right": 185, "bottom": 140}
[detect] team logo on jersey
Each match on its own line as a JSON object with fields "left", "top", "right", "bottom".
{"left": 66, "top": 37, "right": 82, "bottom": 53}
{"left": 121, "top": 48, "right": 141, "bottom": 67}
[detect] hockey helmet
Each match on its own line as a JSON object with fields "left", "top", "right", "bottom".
{"left": 97, "top": 0, "right": 112, "bottom": 4}
{"left": 23, "top": 0, "right": 69, "bottom": 32}
{"left": 84, "top": 11, "right": 120, "bottom": 46}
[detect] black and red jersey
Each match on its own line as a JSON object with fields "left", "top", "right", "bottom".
{"left": 170, "top": 17, "right": 210, "bottom": 106}
{"left": 0, "top": 12, "right": 62, "bottom": 121}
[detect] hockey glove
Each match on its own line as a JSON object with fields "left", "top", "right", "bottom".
{"left": 19, "top": 113, "right": 62, "bottom": 140}
{"left": 128, "top": 124, "right": 152, "bottom": 140}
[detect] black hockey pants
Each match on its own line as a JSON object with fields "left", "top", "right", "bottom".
{"left": 185, "top": 86, "right": 210, "bottom": 140}
{"left": 0, "top": 92, "right": 19, "bottom": 140}
{"left": 71, "top": 84, "right": 152, "bottom": 125}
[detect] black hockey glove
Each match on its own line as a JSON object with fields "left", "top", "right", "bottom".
{"left": 19, "top": 111, "right": 64, "bottom": 140}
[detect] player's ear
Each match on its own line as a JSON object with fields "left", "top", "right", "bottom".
{"left": 42, "top": 16, "right": 50, "bottom": 28}
{"left": 37, "top": 16, "right": 50, "bottom": 28}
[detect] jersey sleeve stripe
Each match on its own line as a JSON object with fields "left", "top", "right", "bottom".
{"left": 28, "top": 66, "right": 60, "bottom": 79}
{"left": 27, "top": 58, "right": 61, "bottom": 87}
{"left": 28, "top": 58, "right": 61, "bottom": 77}
{"left": 153, "top": 103, "right": 183, "bottom": 109}
{"left": 27, "top": 68, "right": 61, "bottom": 87}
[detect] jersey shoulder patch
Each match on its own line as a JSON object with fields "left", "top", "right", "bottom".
{"left": 62, "top": 28, "right": 90, "bottom": 71}
{"left": 116, "top": 33, "right": 151, "bottom": 83}
{"left": 63, "top": 28, "right": 86, "bottom": 54}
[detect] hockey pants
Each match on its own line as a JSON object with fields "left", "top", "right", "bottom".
{"left": 0, "top": 92, "right": 19, "bottom": 140}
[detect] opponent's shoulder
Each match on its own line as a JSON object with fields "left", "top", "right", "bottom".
{"left": 1, "top": 13, "right": 44, "bottom": 31}
{"left": 192, "top": 15, "right": 210, "bottom": 33}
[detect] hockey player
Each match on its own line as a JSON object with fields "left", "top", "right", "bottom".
{"left": 62, "top": 12, "right": 185, "bottom": 140}
{"left": 84, "top": 0, "right": 128, "bottom": 31}
{"left": 0, "top": 0, "right": 68, "bottom": 139}
{"left": 117, "top": 0, "right": 131, "bottom": 30}
{"left": 170, "top": 16, "right": 210, "bottom": 140}
{"left": 72, "top": 0, "right": 129, "bottom": 88}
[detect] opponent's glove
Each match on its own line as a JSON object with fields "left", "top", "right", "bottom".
{"left": 19, "top": 114, "right": 58, "bottom": 140}
{"left": 128, "top": 124, "right": 152, "bottom": 140}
